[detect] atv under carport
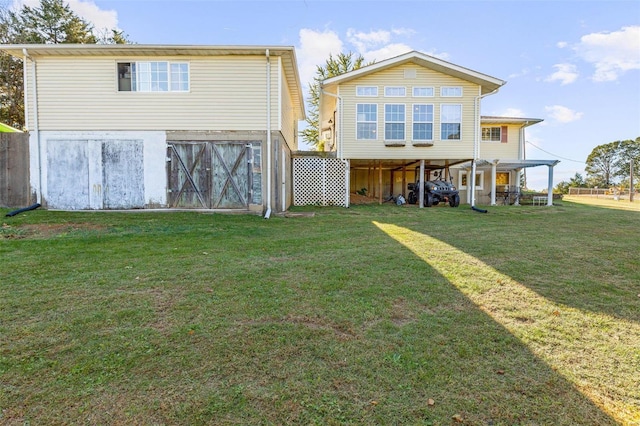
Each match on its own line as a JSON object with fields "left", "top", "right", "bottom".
{"left": 407, "top": 167, "right": 460, "bottom": 207}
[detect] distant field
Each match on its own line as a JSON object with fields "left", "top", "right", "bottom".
{"left": 563, "top": 194, "right": 640, "bottom": 211}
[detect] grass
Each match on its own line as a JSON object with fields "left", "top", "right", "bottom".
{"left": 1, "top": 201, "right": 639, "bottom": 425}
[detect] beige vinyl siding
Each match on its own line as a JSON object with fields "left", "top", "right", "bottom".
{"left": 480, "top": 124, "right": 521, "bottom": 159}
{"left": 339, "top": 64, "right": 479, "bottom": 160}
{"left": 279, "top": 63, "right": 297, "bottom": 150}
{"left": 30, "top": 55, "right": 274, "bottom": 131}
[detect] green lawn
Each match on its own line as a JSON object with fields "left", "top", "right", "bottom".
{"left": 1, "top": 202, "right": 638, "bottom": 425}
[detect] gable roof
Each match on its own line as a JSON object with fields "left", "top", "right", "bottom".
{"left": 321, "top": 50, "right": 505, "bottom": 95}
{"left": 0, "top": 44, "right": 305, "bottom": 118}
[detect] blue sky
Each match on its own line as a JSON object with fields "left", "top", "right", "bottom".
{"left": 14, "top": 0, "right": 640, "bottom": 190}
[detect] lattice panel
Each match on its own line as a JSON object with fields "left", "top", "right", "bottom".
{"left": 293, "top": 157, "right": 348, "bottom": 207}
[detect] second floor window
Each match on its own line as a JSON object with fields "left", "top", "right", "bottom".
{"left": 118, "top": 61, "right": 190, "bottom": 92}
{"left": 441, "top": 104, "right": 461, "bottom": 140}
{"left": 482, "top": 127, "right": 502, "bottom": 142}
{"left": 385, "top": 104, "right": 405, "bottom": 140}
{"left": 356, "top": 104, "right": 377, "bottom": 140}
{"left": 413, "top": 104, "right": 433, "bottom": 140}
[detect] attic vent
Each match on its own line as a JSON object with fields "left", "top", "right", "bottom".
{"left": 404, "top": 69, "right": 417, "bottom": 79}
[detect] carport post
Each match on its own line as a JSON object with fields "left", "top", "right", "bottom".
{"left": 547, "top": 164, "right": 554, "bottom": 206}
{"left": 419, "top": 159, "right": 425, "bottom": 208}
{"left": 490, "top": 161, "right": 497, "bottom": 206}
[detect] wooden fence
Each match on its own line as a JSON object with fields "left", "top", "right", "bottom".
{"left": 0, "top": 132, "right": 31, "bottom": 208}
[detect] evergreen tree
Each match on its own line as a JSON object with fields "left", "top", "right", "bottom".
{"left": 0, "top": 0, "right": 131, "bottom": 128}
{"left": 301, "top": 52, "right": 369, "bottom": 149}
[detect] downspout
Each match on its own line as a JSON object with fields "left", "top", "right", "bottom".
{"left": 471, "top": 87, "right": 500, "bottom": 206}
{"left": 24, "top": 48, "right": 42, "bottom": 204}
{"left": 264, "top": 49, "right": 272, "bottom": 218}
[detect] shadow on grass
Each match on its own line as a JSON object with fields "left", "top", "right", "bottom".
{"left": 375, "top": 211, "right": 638, "bottom": 425}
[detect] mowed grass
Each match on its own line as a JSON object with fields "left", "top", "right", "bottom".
{"left": 1, "top": 201, "right": 638, "bottom": 425}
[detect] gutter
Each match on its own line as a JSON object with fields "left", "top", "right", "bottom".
{"left": 264, "top": 48, "right": 272, "bottom": 219}
{"left": 23, "top": 48, "right": 43, "bottom": 205}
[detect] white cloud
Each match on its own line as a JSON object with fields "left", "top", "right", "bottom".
{"left": 360, "top": 43, "right": 413, "bottom": 64}
{"left": 556, "top": 41, "right": 568, "bottom": 49}
{"left": 297, "top": 28, "right": 344, "bottom": 87}
{"left": 346, "top": 28, "right": 391, "bottom": 52}
{"left": 13, "top": 0, "right": 119, "bottom": 31}
{"left": 500, "top": 108, "right": 527, "bottom": 118}
{"left": 574, "top": 26, "right": 640, "bottom": 82}
{"left": 545, "top": 63, "right": 579, "bottom": 85}
{"left": 545, "top": 105, "right": 583, "bottom": 123}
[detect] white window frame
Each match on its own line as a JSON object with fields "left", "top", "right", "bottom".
{"left": 412, "top": 87, "right": 434, "bottom": 97}
{"left": 458, "top": 170, "right": 484, "bottom": 190}
{"left": 384, "top": 104, "right": 406, "bottom": 141}
{"left": 384, "top": 86, "right": 406, "bottom": 97}
{"left": 482, "top": 126, "right": 502, "bottom": 142}
{"left": 356, "top": 86, "right": 378, "bottom": 97}
{"left": 118, "top": 61, "right": 190, "bottom": 92}
{"left": 441, "top": 86, "right": 463, "bottom": 97}
{"left": 440, "top": 104, "right": 462, "bottom": 140}
{"left": 356, "top": 103, "right": 378, "bottom": 140}
{"left": 412, "top": 104, "right": 434, "bottom": 141}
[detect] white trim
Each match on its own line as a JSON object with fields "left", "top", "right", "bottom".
{"left": 440, "top": 86, "right": 463, "bottom": 97}
{"left": 356, "top": 85, "right": 378, "bottom": 97}
{"left": 459, "top": 170, "right": 485, "bottom": 190}
{"left": 355, "top": 103, "right": 378, "bottom": 140}
{"left": 383, "top": 103, "right": 406, "bottom": 141}
{"left": 440, "top": 104, "right": 462, "bottom": 141}
{"left": 384, "top": 86, "right": 406, "bottom": 97}
{"left": 412, "top": 103, "right": 434, "bottom": 141}
{"left": 412, "top": 86, "right": 434, "bottom": 97}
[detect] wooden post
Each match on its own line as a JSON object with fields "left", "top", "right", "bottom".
{"left": 402, "top": 164, "right": 406, "bottom": 198}
{"left": 378, "top": 160, "right": 383, "bottom": 204}
{"left": 368, "top": 163, "right": 372, "bottom": 198}
{"left": 630, "top": 160, "right": 634, "bottom": 202}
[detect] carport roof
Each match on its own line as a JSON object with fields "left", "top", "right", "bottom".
{"left": 465, "top": 159, "right": 560, "bottom": 171}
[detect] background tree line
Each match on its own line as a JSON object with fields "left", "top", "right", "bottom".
{"left": 0, "top": 0, "right": 130, "bottom": 128}
{"left": 555, "top": 137, "right": 640, "bottom": 193}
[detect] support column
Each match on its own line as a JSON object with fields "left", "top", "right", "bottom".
{"left": 547, "top": 164, "right": 554, "bottom": 206}
{"left": 378, "top": 160, "right": 383, "bottom": 205}
{"left": 419, "top": 159, "right": 425, "bottom": 208}
{"left": 470, "top": 160, "right": 477, "bottom": 207}
{"left": 490, "top": 161, "right": 497, "bottom": 206}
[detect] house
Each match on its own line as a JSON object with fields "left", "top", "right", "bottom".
{"left": 0, "top": 44, "right": 305, "bottom": 215}
{"left": 312, "top": 51, "right": 558, "bottom": 207}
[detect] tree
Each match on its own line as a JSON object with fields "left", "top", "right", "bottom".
{"left": 585, "top": 138, "right": 640, "bottom": 188}
{"left": 555, "top": 172, "right": 586, "bottom": 194}
{"left": 301, "top": 52, "right": 369, "bottom": 149}
{"left": 0, "top": 0, "right": 131, "bottom": 128}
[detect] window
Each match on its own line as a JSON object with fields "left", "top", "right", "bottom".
{"left": 496, "top": 172, "right": 510, "bottom": 186}
{"left": 356, "top": 86, "right": 378, "bottom": 96}
{"left": 384, "top": 104, "right": 405, "bottom": 140}
{"left": 384, "top": 86, "right": 406, "bottom": 97}
{"left": 118, "top": 61, "right": 189, "bottom": 92}
{"left": 413, "top": 87, "right": 434, "bottom": 97}
{"left": 482, "top": 127, "right": 502, "bottom": 142}
{"left": 459, "top": 171, "right": 484, "bottom": 190}
{"left": 356, "top": 104, "right": 377, "bottom": 139}
{"left": 441, "top": 104, "right": 462, "bottom": 140}
{"left": 441, "top": 86, "right": 462, "bottom": 97}
{"left": 413, "top": 104, "right": 433, "bottom": 140}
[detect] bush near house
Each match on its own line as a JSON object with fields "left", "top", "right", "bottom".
{"left": 0, "top": 202, "right": 638, "bottom": 425}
